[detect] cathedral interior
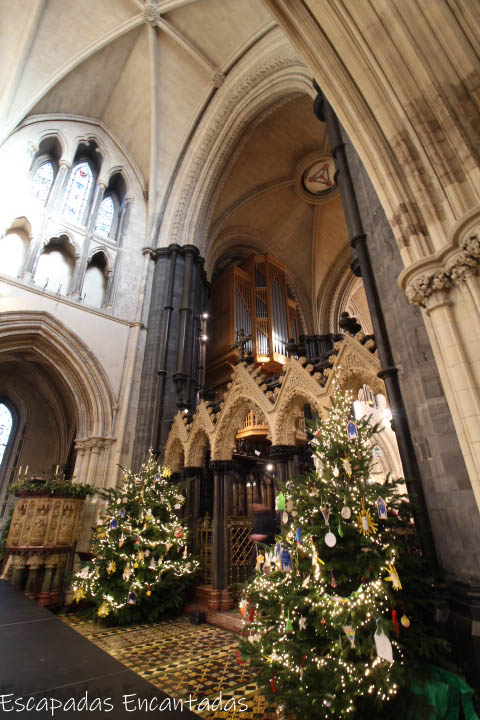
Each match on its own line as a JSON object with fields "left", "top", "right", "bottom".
{"left": 1, "top": 0, "right": 480, "bottom": 704}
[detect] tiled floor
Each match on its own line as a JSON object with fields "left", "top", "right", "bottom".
{"left": 62, "top": 615, "right": 277, "bottom": 720}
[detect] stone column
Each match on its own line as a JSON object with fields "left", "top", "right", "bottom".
{"left": 10, "top": 554, "right": 27, "bottom": 590}
{"left": 37, "top": 554, "right": 57, "bottom": 606}
{"left": 24, "top": 554, "right": 43, "bottom": 600}
{"left": 133, "top": 244, "right": 209, "bottom": 466}
{"left": 210, "top": 460, "right": 233, "bottom": 610}
{"left": 50, "top": 555, "right": 66, "bottom": 606}
{"left": 184, "top": 466, "right": 202, "bottom": 533}
{"left": 269, "top": 445, "right": 298, "bottom": 486}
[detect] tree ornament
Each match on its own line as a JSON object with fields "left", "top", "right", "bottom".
{"left": 110, "top": 518, "right": 118, "bottom": 529}
{"left": 377, "top": 497, "right": 388, "bottom": 519}
{"left": 133, "top": 535, "right": 140, "bottom": 549}
{"left": 400, "top": 614, "right": 411, "bottom": 628}
{"left": 282, "top": 510, "right": 289, "bottom": 525}
{"left": 302, "top": 574, "right": 310, "bottom": 588}
{"left": 285, "top": 611, "right": 293, "bottom": 632}
{"left": 299, "top": 615, "right": 307, "bottom": 630}
{"left": 356, "top": 499, "right": 378, "bottom": 535}
{"left": 270, "top": 676, "right": 277, "bottom": 694}
{"left": 165, "top": 542, "right": 173, "bottom": 552}
{"left": 342, "top": 457, "right": 352, "bottom": 477}
{"left": 137, "top": 550, "right": 145, "bottom": 563}
{"left": 133, "top": 562, "right": 139, "bottom": 569}
{"left": 276, "top": 492, "right": 286, "bottom": 511}
{"left": 341, "top": 505, "right": 352, "bottom": 520}
{"left": 296, "top": 527, "right": 302, "bottom": 546}
{"left": 106, "top": 560, "right": 116, "bottom": 575}
{"left": 392, "top": 609, "right": 400, "bottom": 637}
{"left": 119, "top": 534, "right": 125, "bottom": 547}
{"left": 347, "top": 420, "right": 358, "bottom": 440}
{"left": 337, "top": 519, "right": 344, "bottom": 537}
{"left": 333, "top": 465, "right": 339, "bottom": 478}
{"left": 175, "top": 527, "right": 184, "bottom": 538}
{"left": 374, "top": 623, "right": 393, "bottom": 663}
{"left": 384, "top": 562, "right": 402, "bottom": 591}
{"left": 325, "top": 531, "right": 337, "bottom": 547}
{"left": 343, "top": 625, "right": 356, "bottom": 648}
{"left": 331, "top": 571, "right": 337, "bottom": 588}
{"left": 145, "top": 549, "right": 150, "bottom": 557}
{"left": 281, "top": 548, "right": 292, "bottom": 571}
{"left": 127, "top": 591, "right": 137, "bottom": 605}
{"left": 321, "top": 506, "right": 330, "bottom": 525}
{"left": 286, "top": 498, "right": 294, "bottom": 512}
{"left": 239, "top": 599, "right": 247, "bottom": 617}
{"left": 78, "top": 566, "right": 89, "bottom": 578}
{"left": 183, "top": 546, "right": 188, "bottom": 559}
{"left": 73, "top": 587, "right": 85, "bottom": 603}
{"left": 148, "top": 557, "right": 156, "bottom": 570}
{"left": 122, "top": 563, "right": 131, "bottom": 581}
{"left": 98, "top": 602, "right": 110, "bottom": 618}
{"left": 255, "top": 553, "right": 265, "bottom": 572}
{"left": 145, "top": 508, "right": 153, "bottom": 520}
{"left": 120, "top": 507, "right": 126, "bottom": 518}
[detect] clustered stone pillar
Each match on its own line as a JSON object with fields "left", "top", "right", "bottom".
{"left": 133, "top": 244, "right": 209, "bottom": 468}
{"left": 183, "top": 466, "right": 202, "bottom": 532}
{"left": 210, "top": 460, "right": 234, "bottom": 611}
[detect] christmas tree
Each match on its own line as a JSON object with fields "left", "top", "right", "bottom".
{"left": 239, "top": 376, "right": 450, "bottom": 719}
{"left": 73, "top": 451, "right": 199, "bottom": 624}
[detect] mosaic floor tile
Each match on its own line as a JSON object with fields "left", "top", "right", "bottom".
{"left": 61, "top": 614, "right": 277, "bottom": 719}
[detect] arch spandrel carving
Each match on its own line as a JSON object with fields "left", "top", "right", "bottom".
{"left": 164, "top": 334, "right": 386, "bottom": 465}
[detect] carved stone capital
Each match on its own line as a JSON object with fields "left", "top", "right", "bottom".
{"left": 399, "top": 214, "right": 480, "bottom": 307}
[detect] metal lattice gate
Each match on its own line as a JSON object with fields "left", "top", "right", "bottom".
{"left": 229, "top": 517, "right": 255, "bottom": 598}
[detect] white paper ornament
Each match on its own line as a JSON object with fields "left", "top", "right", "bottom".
{"left": 286, "top": 499, "right": 294, "bottom": 512}
{"left": 341, "top": 506, "right": 352, "bottom": 520}
{"left": 374, "top": 627, "right": 393, "bottom": 663}
{"left": 282, "top": 511, "right": 289, "bottom": 525}
{"left": 325, "top": 531, "right": 337, "bottom": 547}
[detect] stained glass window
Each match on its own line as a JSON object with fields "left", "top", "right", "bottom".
{"left": 0, "top": 404, "right": 13, "bottom": 467}
{"left": 62, "top": 162, "right": 93, "bottom": 224}
{"left": 32, "top": 162, "right": 54, "bottom": 205}
{"left": 95, "top": 195, "right": 115, "bottom": 237}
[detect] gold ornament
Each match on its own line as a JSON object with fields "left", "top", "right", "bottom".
{"left": 98, "top": 602, "right": 110, "bottom": 617}
{"left": 400, "top": 614, "right": 410, "bottom": 627}
{"left": 73, "top": 587, "right": 85, "bottom": 604}
{"left": 384, "top": 562, "right": 402, "bottom": 591}
{"left": 356, "top": 499, "right": 377, "bottom": 535}
{"left": 106, "top": 560, "right": 116, "bottom": 575}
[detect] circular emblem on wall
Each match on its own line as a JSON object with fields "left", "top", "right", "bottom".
{"left": 303, "top": 157, "right": 336, "bottom": 195}
{"left": 295, "top": 152, "right": 338, "bottom": 205}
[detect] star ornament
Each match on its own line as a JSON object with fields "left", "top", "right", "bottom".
{"left": 384, "top": 563, "right": 402, "bottom": 591}
{"left": 299, "top": 616, "right": 307, "bottom": 630}
{"left": 356, "top": 507, "right": 378, "bottom": 535}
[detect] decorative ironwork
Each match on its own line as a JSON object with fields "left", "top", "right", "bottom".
{"left": 195, "top": 515, "right": 213, "bottom": 585}
{"left": 229, "top": 516, "right": 255, "bottom": 597}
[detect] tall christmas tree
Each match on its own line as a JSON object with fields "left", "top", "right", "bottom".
{"left": 240, "top": 377, "right": 450, "bottom": 719}
{"left": 73, "top": 451, "right": 199, "bottom": 624}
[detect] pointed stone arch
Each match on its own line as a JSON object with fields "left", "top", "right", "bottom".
{"left": 212, "top": 395, "right": 272, "bottom": 461}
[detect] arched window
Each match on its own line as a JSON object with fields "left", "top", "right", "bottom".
{"left": 31, "top": 161, "right": 54, "bottom": 205}
{"left": 0, "top": 404, "right": 13, "bottom": 467}
{"left": 82, "top": 252, "right": 108, "bottom": 307}
{"left": 94, "top": 195, "right": 115, "bottom": 237}
{"left": 34, "top": 236, "right": 75, "bottom": 295}
{"left": 0, "top": 232, "right": 28, "bottom": 277}
{"left": 62, "top": 161, "right": 93, "bottom": 224}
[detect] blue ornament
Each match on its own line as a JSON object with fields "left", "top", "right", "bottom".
{"left": 281, "top": 548, "right": 292, "bottom": 572}
{"left": 120, "top": 508, "right": 126, "bottom": 518}
{"left": 296, "top": 528, "right": 302, "bottom": 546}
{"left": 127, "top": 591, "right": 137, "bottom": 605}
{"left": 110, "top": 518, "right": 118, "bottom": 529}
{"left": 347, "top": 421, "right": 358, "bottom": 440}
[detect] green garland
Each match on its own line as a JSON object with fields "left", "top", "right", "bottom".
{"left": 8, "top": 478, "right": 95, "bottom": 498}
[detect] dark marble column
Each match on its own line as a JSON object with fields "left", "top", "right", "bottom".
{"left": 210, "top": 461, "right": 234, "bottom": 610}
{"left": 268, "top": 445, "right": 298, "bottom": 485}
{"left": 133, "top": 244, "right": 209, "bottom": 467}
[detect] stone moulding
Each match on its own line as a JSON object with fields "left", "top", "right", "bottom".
{"left": 398, "top": 210, "right": 480, "bottom": 307}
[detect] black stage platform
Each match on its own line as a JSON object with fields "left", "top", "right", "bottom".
{"left": 0, "top": 581, "right": 199, "bottom": 719}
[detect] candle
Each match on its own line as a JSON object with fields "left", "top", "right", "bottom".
{"left": 55, "top": 465, "right": 59, "bottom": 476}
{"left": 24, "top": 465, "right": 28, "bottom": 476}
{"left": 18, "top": 466, "right": 22, "bottom": 476}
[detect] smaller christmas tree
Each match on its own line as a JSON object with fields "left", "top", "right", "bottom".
{"left": 73, "top": 451, "right": 199, "bottom": 624}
